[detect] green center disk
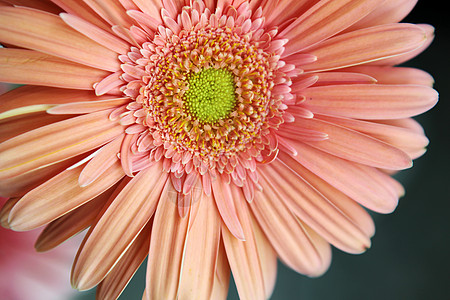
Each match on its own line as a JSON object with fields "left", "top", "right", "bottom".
{"left": 184, "top": 68, "right": 236, "bottom": 123}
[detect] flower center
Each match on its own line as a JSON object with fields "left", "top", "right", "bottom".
{"left": 184, "top": 68, "right": 236, "bottom": 123}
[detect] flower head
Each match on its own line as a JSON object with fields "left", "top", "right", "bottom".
{"left": 0, "top": 0, "right": 438, "bottom": 299}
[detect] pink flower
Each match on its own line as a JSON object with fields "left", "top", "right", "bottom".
{"left": 0, "top": 197, "right": 78, "bottom": 300}
{"left": 0, "top": 0, "right": 437, "bottom": 299}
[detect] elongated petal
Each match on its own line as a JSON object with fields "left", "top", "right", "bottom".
{"left": 302, "top": 84, "right": 438, "bottom": 119}
{"left": 60, "top": 12, "right": 130, "bottom": 54}
{"left": 0, "top": 109, "right": 124, "bottom": 179}
{"left": 0, "top": 48, "right": 109, "bottom": 89}
{"left": 301, "top": 23, "right": 426, "bottom": 72}
{"left": 281, "top": 0, "right": 384, "bottom": 55}
{"left": 372, "top": 24, "right": 434, "bottom": 66}
{"left": 209, "top": 240, "right": 231, "bottom": 300}
{"left": 288, "top": 141, "right": 400, "bottom": 213}
{"left": 78, "top": 134, "right": 124, "bottom": 187}
{"left": 49, "top": 0, "right": 112, "bottom": 31}
{"left": 47, "top": 98, "right": 130, "bottom": 115}
{"left": 145, "top": 179, "right": 189, "bottom": 300}
{"left": 211, "top": 175, "right": 245, "bottom": 240}
{"left": 222, "top": 185, "right": 265, "bottom": 300}
{"left": 249, "top": 212, "right": 278, "bottom": 298}
{"left": 260, "top": 159, "right": 371, "bottom": 254}
{"left": 0, "top": 7, "right": 120, "bottom": 72}
{"left": 346, "top": 0, "right": 418, "bottom": 31}
{"left": 314, "top": 114, "right": 429, "bottom": 153}
{"left": 0, "top": 86, "right": 113, "bottom": 116}
{"left": 35, "top": 189, "right": 113, "bottom": 252}
{"left": 72, "top": 163, "right": 167, "bottom": 290}
{"left": 177, "top": 191, "right": 221, "bottom": 300}
{"left": 96, "top": 221, "right": 152, "bottom": 300}
{"left": 251, "top": 173, "right": 332, "bottom": 276}
{"left": 7, "top": 162, "right": 124, "bottom": 231}
{"left": 278, "top": 151, "right": 376, "bottom": 237}
{"left": 343, "top": 65, "right": 434, "bottom": 86}
{"left": 291, "top": 117, "right": 412, "bottom": 170}
{"left": 0, "top": 152, "right": 78, "bottom": 197}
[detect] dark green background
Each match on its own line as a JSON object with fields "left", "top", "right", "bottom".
{"left": 76, "top": 1, "right": 450, "bottom": 299}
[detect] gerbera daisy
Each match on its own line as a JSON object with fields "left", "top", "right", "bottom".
{"left": 0, "top": 0, "right": 438, "bottom": 299}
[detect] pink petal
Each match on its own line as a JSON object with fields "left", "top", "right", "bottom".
{"left": 177, "top": 191, "right": 221, "bottom": 299}
{"left": 0, "top": 48, "right": 109, "bottom": 89}
{"left": 0, "top": 109, "right": 124, "bottom": 179}
{"left": 35, "top": 190, "right": 112, "bottom": 252}
{"left": 0, "top": 6, "right": 120, "bottom": 72}
{"left": 343, "top": 66, "right": 434, "bottom": 86}
{"left": 251, "top": 173, "right": 332, "bottom": 276}
{"left": 211, "top": 175, "right": 245, "bottom": 241}
{"left": 221, "top": 184, "right": 266, "bottom": 300}
{"left": 60, "top": 13, "right": 130, "bottom": 54}
{"left": 72, "top": 162, "right": 168, "bottom": 290}
{"left": 287, "top": 142, "right": 400, "bottom": 213}
{"left": 346, "top": 0, "right": 418, "bottom": 31}
{"left": 7, "top": 162, "right": 124, "bottom": 231}
{"left": 290, "top": 117, "right": 412, "bottom": 170}
{"left": 260, "top": 160, "right": 371, "bottom": 254}
{"left": 281, "top": 0, "right": 384, "bottom": 55}
{"left": 0, "top": 86, "right": 114, "bottom": 116}
{"left": 78, "top": 134, "right": 124, "bottom": 187}
{"left": 302, "top": 84, "right": 438, "bottom": 119}
{"left": 301, "top": 23, "right": 426, "bottom": 72}
{"left": 96, "top": 222, "right": 152, "bottom": 300}
{"left": 144, "top": 179, "right": 189, "bottom": 300}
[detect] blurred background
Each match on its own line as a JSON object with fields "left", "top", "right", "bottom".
{"left": 67, "top": 1, "right": 448, "bottom": 299}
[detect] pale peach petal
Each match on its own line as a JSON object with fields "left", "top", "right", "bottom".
{"left": 314, "top": 114, "right": 429, "bottom": 156}
{"left": 72, "top": 162, "right": 167, "bottom": 290}
{"left": 301, "top": 23, "right": 426, "bottom": 72}
{"left": 47, "top": 97, "right": 130, "bottom": 115}
{"left": 177, "top": 191, "right": 221, "bottom": 300}
{"left": 312, "top": 72, "right": 377, "bottom": 86}
{"left": 96, "top": 222, "right": 152, "bottom": 300}
{"left": 222, "top": 184, "right": 265, "bottom": 300}
{"left": 0, "top": 112, "right": 69, "bottom": 144}
{"left": 78, "top": 134, "right": 124, "bottom": 187}
{"left": 251, "top": 172, "right": 331, "bottom": 276}
{"left": 145, "top": 179, "right": 189, "bottom": 300}
{"left": 302, "top": 84, "right": 438, "bottom": 119}
{"left": 249, "top": 212, "right": 278, "bottom": 298}
{"left": 0, "top": 86, "right": 118, "bottom": 116}
{"left": 279, "top": 152, "right": 376, "bottom": 237}
{"left": 0, "top": 155, "right": 81, "bottom": 197}
{"left": 0, "top": 48, "right": 110, "bottom": 89}
{"left": 7, "top": 162, "right": 124, "bottom": 231}
{"left": 281, "top": 0, "right": 384, "bottom": 55}
{"left": 60, "top": 13, "right": 130, "bottom": 54}
{"left": 211, "top": 174, "right": 245, "bottom": 241}
{"left": 343, "top": 65, "right": 435, "bottom": 86}
{"left": 288, "top": 141, "right": 399, "bottom": 213}
{"left": 260, "top": 159, "right": 371, "bottom": 254}
{"left": 369, "top": 24, "right": 434, "bottom": 66}
{"left": 209, "top": 239, "right": 230, "bottom": 300}
{"left": 252, "top": 0, "right": 316, "bottom": 30}
{"left": 291, "top": 117, "right": 412, "bottom": 170}
{"left": 34, "top": 189, "right": 113, "bottom": 252}
{"left": 0, "top": 109, "right": 124, "bottom": 179}
{"left": 0, "top": 6, "right": 120, "bottom": 72}
{"left": 130, "top": 0, "right": 163, "bottom": 23}
{"left": 82, "top": 0, "right": 135, "bottom": 28}
{"left": 346, "top": 0, "right": 418, "bottom": 31}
